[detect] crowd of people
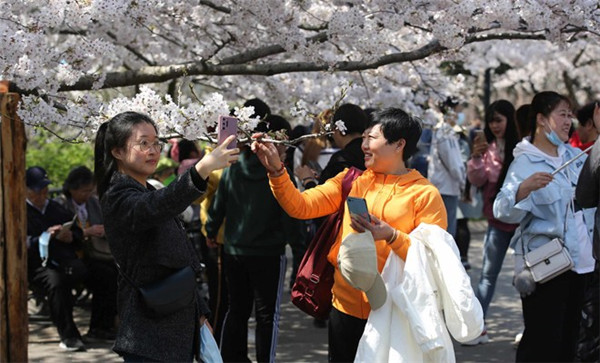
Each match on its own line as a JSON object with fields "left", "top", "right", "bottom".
{"left": 24, "top": 92, "right": 599, "bottom": 362}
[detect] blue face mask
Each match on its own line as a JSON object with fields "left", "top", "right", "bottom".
{"left": 456, "top": 112, "right": 466, "bottom": 126}
{"left": 545, "top": 125, "right": 564, "bottom": 147}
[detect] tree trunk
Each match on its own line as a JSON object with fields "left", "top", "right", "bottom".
{"left": 0, "top": 88, "right": 28, "bottom": 362}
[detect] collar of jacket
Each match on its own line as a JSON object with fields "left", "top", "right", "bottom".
{"left": 110, "top": 171, "right": 152, "bottom": 191}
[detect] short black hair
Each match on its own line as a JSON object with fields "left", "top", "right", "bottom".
{"left": 63, "top": 166, "right": 94, "bottom": 198}
{"left": 243, "top": 98, "right": 271, "bottom": 119}
{"left": 370, "top": 108, "right": 422, "bottom": 162}
{"left": 177, "top": 139, "right": 199, "bottom": 161}
{"left": 577, "top": 102, "right": 598, "bottom": 127}
{"left": 265, "top": 114, "right": 291, "bottom": 135}
{"left": 332, "top": 103, "right": 368, "bottom": 135}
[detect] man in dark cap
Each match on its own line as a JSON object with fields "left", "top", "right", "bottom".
{"left": 26, "top": 166, "right": 88, "bottom": 352}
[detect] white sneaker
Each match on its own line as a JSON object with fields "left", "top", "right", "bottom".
{"left": 514, "top": 330, "right": 523, "bottom": 347}
{"left": 59, "top": 338, "right": 85, "bottom": 352}
{"left": 461, "top": 330, "right": 490, "bottom": 346}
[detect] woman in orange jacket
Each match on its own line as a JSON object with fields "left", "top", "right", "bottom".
{"left": 252, "top": 108, "right": 447, "bottom": 362}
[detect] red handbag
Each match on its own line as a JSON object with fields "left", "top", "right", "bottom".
{"left": 291, "top": 167, "right": 363, "bottom": 319}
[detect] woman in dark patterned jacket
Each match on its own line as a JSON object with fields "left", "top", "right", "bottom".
{"left": 94, "top": 111, "right": 238, "bottom": 362}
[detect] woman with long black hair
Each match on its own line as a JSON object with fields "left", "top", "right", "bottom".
{"left": 464, "top": 100, "right": 520, "bottom": 344}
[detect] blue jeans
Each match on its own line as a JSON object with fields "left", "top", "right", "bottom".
{"left": 475, "top": 225, "right": 515, "bottom": 317}
{"left": 441, "top": 195, "right": 458, "bottom": 238}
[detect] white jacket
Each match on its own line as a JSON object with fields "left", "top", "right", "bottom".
{"left": 355, "top": 224, "right": 484, "bottom": 363}
{"left": 428, "top": 122, "right": 466, "bottom": 196}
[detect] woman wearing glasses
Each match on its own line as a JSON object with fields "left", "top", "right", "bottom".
{"left": 94, "top": 111, "right": 239, "bottom": 362}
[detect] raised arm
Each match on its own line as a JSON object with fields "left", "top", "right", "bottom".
{"left": 252, "top": 135, "right": 343, "bottom": 219}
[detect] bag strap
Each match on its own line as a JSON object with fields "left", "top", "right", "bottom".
{"left": 305, "top": 167, "right": 363, "bottom": 275}
{"left": 520, "top": 198, "right": 570, "bottom": 256}
{"left": 340, "top": 167, "right": 363, "bottom": 206}
{"left": 116, "top": 216, "right": 202, "bottom": 290}
{"left": 115, "top": 261, "right": 139, "bottom": 289}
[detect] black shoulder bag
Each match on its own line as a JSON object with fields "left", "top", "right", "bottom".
{"left": 115, "top": 219, "right": 201, "bottom": 317}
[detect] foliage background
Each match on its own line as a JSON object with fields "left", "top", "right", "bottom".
{"left": 25, "top": 130, "right": 94, "bottom": 191}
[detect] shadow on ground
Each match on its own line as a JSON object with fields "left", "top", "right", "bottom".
{"left": 29, "top": 220, "right": 522, "bottom": 362}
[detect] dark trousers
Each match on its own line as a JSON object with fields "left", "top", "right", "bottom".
{"left": 456, "top": 218, "right": 471, "bottom": 261}
{"left": 328, "top": 307, "right": 367, "bottom": 362}
{"left": 33, "top": 262, "right": 87, "bottom": 340}
{"left": 204, "top": 244, "right": 228, "bottom": 342}
{"left": 85, "top": 258, "right": 118, "bottom": 332}
{"left": 290, "top": 219, "right": 313, "bottom": 289}
{"left": 577, "top": 263, "right": 599, "bottom": 361}
{"left": 517, "top": 270, "right": 587, "bottom": 362}
{"left": 220, "top": 253, "right": 286, "bottom": 363}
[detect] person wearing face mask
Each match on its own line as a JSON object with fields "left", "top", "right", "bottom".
{"left": 493, "top": 91, "right": 596, "bottom": 362}
{"left": 428, "top": 97, "right": 466, "bottom": 239}
{"left": 25, "top": 166, "right": 88, "bottom": 352}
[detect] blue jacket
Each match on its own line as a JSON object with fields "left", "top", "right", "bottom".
{"left": 493, "top": 138, "right": 595, "bottom": 271}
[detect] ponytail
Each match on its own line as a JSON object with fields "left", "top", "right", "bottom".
{"left": 95, "top": 122, "right": 112, "bottom": 199}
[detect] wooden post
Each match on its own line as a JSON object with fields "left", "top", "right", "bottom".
{"left": 0, "top": 83, "right": 28, "bottom": 362}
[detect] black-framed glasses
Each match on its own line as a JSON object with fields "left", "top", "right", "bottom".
{"left": 133, "top": 140, "right": 164, "bottom": 153}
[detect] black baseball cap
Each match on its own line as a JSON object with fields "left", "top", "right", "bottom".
{"left": 26, "top": 166, "right": 52, "bottom": 191}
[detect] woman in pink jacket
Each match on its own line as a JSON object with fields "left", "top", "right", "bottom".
{"left": 464, "top": 100, "right": 520, "bottom": 344}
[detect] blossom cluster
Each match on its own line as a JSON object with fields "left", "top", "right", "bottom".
{"left": 1, "top": 0, "right": 599, "bottom": 139}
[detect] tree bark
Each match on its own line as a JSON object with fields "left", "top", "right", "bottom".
{"left": 0, "top": 90, "right": 28, "bottom": 362}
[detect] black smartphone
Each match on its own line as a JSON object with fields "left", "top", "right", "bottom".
{"left": 347, "top": 196, "right": 370, "bottom": 223}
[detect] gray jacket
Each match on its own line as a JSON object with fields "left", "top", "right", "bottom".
{"left": 54, "top": 193, "right": 104, "bottom": 226}
{"left": 576, "top": 137, "right": 600, "bottom": 260}
{"left": 101, "top": 169, "right": 209, "bottom": 361}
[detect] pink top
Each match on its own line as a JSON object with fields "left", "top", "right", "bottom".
{"left": 467, "top": 141, "right": 518, "bottom": 232}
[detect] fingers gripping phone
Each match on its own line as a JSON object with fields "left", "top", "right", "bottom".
{"left": 347, "top": 196, "right": 371, "bottom": 223}
{"left": 473, "top": 129, "right": 485, "bottom": 142}
{"left": 217, "top": 115, "right": 238, "bottom": 149}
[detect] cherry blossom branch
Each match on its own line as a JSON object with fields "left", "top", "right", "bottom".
{"left": 160, "top": 130, "right": 333, "bottom": 147}
{"left": 219, "top": 32, "right": 327, "bottom": 65}
{"left": 57, "top": 31, "right": 559, "bottom": 92}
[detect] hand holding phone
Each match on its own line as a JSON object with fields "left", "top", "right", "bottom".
{"left": 347, "top": 196, "right": 371, "bottom": 223}
{"left": 217, "top": 116, "right": 239, "bottom": 150}
{"left": 473, "top": 129, "right": 485, "bottom": 142}
{"left": 472, "top": 129, "right": 488, "bottom": 158}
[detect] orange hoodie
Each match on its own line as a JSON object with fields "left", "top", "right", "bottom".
{"left": 269, "top": 168, "right": 447, "bottom": 319}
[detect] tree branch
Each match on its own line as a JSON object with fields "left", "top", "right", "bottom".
{"left": 199, "top": 0, "right": 231, "bottom": 14}
{"left": 219, "top": 32, "right": 328, "bottom": 65}
{"left": 57, "top": 32, "right": 553, "bottom": 92}
{"left": 106, "top": 31, "right": 156, "bottom": 66}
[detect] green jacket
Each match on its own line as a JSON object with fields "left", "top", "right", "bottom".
{"left": 205, "top": 149, "right": 302, "bottom": 256}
